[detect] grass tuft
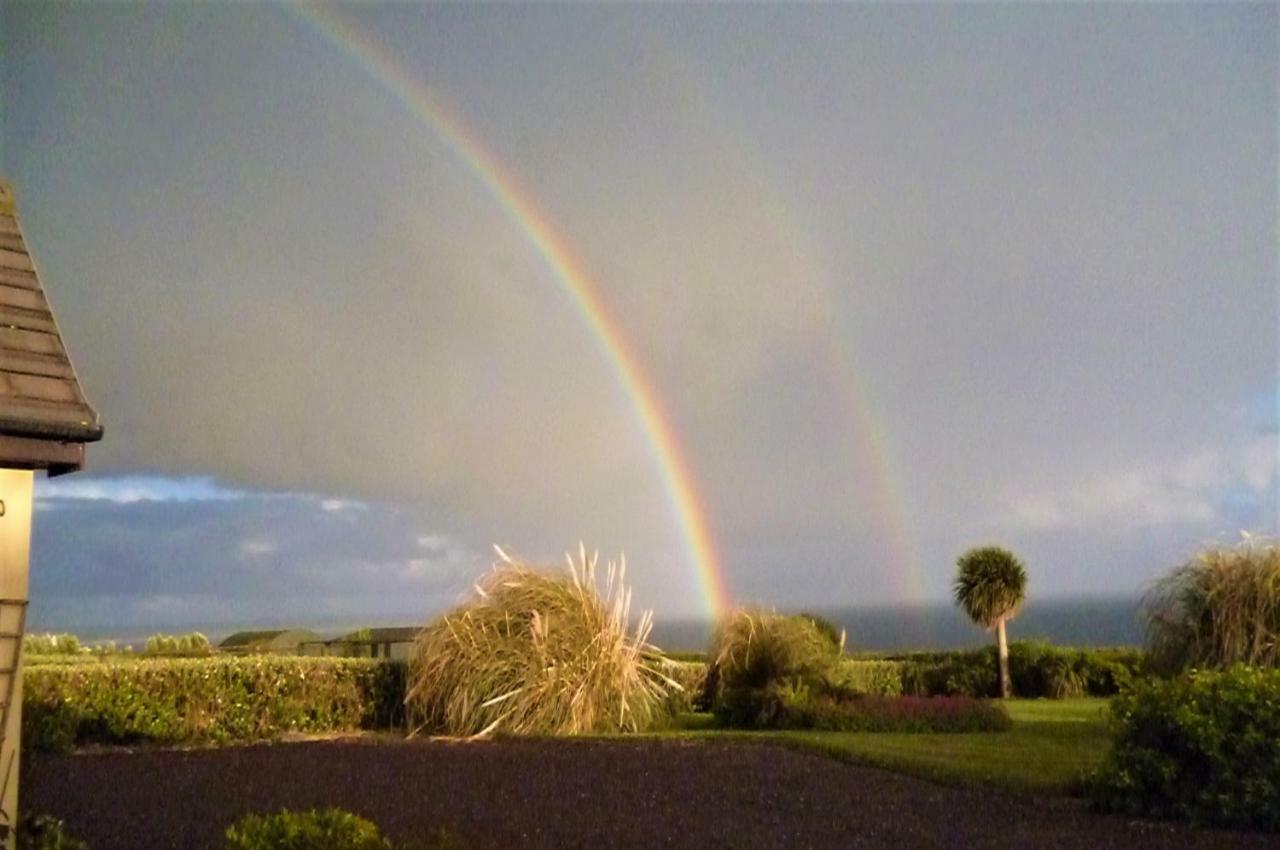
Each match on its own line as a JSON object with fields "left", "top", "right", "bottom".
{"left": 1145, "top": 535, "right": 1280, "bottom": 672}
{"left": 405, "top": 545, "right": 673, "bottom": 737}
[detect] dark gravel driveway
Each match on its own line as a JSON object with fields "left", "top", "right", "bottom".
{"left": 23, "top": 738, "right": 1272, "bottom": 850}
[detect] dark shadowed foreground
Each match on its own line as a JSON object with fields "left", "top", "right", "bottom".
{"left": 23, "top": 739, "right": 1271, "bottom": 850}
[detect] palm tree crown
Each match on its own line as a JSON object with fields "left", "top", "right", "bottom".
{"left": 954, "top": 546, "right": 1028, "bottom": 629}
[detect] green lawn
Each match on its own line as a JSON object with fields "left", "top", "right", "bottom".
{"left": 661, "top": 699, "right": 1111, "bottom": 795}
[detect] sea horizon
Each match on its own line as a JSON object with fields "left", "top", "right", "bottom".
{"left": 37, "top": 594, "right": 1145, "bottom": 654}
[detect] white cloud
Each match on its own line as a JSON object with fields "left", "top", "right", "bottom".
{"left": 239, "top": 538, "right": 278, "bottom": 558}
{"left": 37, "top": 475, "right": 247, "bottom": 505}
{"left": 416, "top": 534, "right": 448, "bottom": 550}
{"left": 1005, "top": 437, "right": 1277, "bottom": 531}
{"left": 319, "top": 498, "right": 366, "bottom": 512}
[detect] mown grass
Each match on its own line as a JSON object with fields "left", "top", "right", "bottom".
{"left": 652, "top": 698, "right": 1109, "bottom": 795}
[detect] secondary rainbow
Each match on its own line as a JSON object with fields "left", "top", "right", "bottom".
{"left": 288, "top": 5, "right": 732, "bottom": 619}
{"left": 647, "top": 38, "right": 927, "bottom": 605}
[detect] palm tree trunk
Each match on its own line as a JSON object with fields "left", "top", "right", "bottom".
{"left": 996, "top": 617, "right": 1011, "bottom": 699}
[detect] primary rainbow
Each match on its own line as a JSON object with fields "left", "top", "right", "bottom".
{"left": 288, "top": 5, "right": 732, "bottom": 619}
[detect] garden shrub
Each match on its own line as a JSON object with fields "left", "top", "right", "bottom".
{"left": 23, "top": 657, "right": 405, "bottom": 752}
{"left": 406, "top": 547, "right": 672, "bottom": 736}
{"left": 225, "top": 809, "right": 389, "bottom": 850}
{"left": 16, "top": 814, "right": 89, "bottom": 850}
{"left": 1090, "top": 665, "right": 1280, "bottom": 830}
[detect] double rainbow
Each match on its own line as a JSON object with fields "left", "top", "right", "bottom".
{"left": 289, "top": 5, "right": 732, "bottom": 617}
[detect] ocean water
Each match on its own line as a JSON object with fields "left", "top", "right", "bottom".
{"left": 650, "top": 596, "right": 1144, "bottom": 654}
{"left": 61, "top": 596, "right": 1144, "bottom": 655}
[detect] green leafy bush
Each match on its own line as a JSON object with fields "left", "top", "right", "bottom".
{"left": 24, "top": 657, "right": 405, "bottom": 752}
{"left": 225, "top": 809, "right": 389, "bottom": 850}
{"left": 1090, "top": 665, "right": 1280, "bottom": 830}
{"left": 16, "top": 814, "right": 89, "bottom": 850}
{"left": 836, "top": 660, "right": 904, "bottom": 696}
{"left": 407, "top": 547, "right": 672, "bottom": 736}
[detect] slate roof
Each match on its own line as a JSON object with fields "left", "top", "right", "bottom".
{"left": 0, "top": 181, "right": 102, "bottom": 473}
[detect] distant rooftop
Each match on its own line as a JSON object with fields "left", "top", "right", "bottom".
{"left": 343, "top": 626, "right": 420, "bottom": 644}
{"left": 219, "top": 629, "right": 320, "bottom": 650}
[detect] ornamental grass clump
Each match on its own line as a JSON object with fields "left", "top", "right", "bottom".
{"left": 405, "top": 545, "right": 674, "bottom": 737}
{"left": 1145, "top": 535, "right": 1280, "bottom": 673}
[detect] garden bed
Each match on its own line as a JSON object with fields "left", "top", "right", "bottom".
{"left": 23, "top": 738, "right": 1272, "bottom": 850}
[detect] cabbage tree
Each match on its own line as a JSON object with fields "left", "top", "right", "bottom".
{"left": 954, "top": 546, "right": 1028, "bottom": 699}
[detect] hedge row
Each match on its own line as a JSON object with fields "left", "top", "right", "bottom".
{"left": 1090, "top": 665, "right": 1280, "bottom": 831}
{"left": 892, "top": 642, "right": 1145, "bottom": 699}
{"left": 836, "top": 660, "right": 905, "bottom": 696}
{"left": 24, "top": 657, "right": 405, "bottom": 753}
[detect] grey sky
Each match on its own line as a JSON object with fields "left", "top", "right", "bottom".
{"left": 2, "top": 2, "right": 1276, "bottom": 630}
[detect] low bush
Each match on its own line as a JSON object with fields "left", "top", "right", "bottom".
{"left": 1090, "top": 665, "right": 1280, "bottom": 830}
{"left": 24, "top": 656, "right": 405, "bottom": 753}
{"left": 225, "top": 809, "right": 389, "bottom": 850}
{"left": 17, "top": 813, "right": 89, "bottom": 850}
{"left": 406, "top": 546, "right": 672, "bottom": 736}
{"left": 719, "top": 679, "right": 1009, "bottom": 732}
{"left": 224, "top": 809, "right": 466, "bottom": 850}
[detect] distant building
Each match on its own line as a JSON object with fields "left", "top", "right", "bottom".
{"left": 350, "top": 626, "right": 419, "bottom": 660}
{"left": 219, "top": 629, "right": 321, "bottom": 655}
{"left": 299, "top": 626, "right": 420, "bottom": 660}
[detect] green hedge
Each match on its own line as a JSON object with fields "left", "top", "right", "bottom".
{"left": 837, "top": 660, "right": 904, "bottom": 696}
{"left": 24, "top": 657, "right": 406, "bottom": 753}
{"left": 896, "top": 642, "right": 1145, "bottom": 699}
{"left": 1090, "top": 666, "right": 1280, "bottom": 830}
